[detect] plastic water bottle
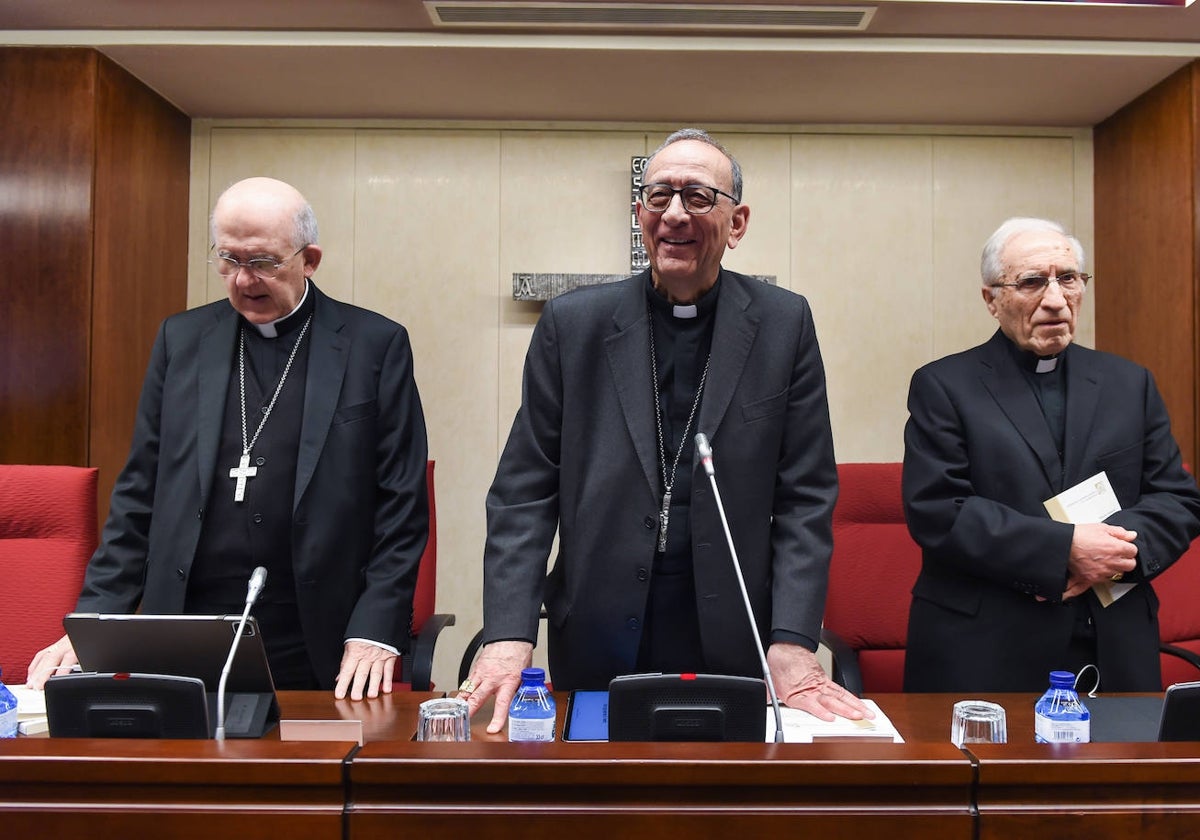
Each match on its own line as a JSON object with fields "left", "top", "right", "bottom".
{"left": 0, "top": 668, "right": 18, "bottom": 738}
{"left": 508, "top": 667, "right": 556, "bottom": 742}
{"left": 1034, "top": 670, "right": 1090, "bottom": 743}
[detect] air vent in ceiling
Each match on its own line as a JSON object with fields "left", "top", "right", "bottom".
{"left": 425, "top": 2, "right": 875, "bottom": 32}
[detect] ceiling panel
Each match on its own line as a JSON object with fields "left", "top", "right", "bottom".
{"left": 3, "top": 0, "right": 1200, "bottom": 124}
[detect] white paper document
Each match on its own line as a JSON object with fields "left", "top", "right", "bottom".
{"left": 11, "top": 686, "right": 48, "bottom": 735}
{"left": 765, "top": 699, "right": 904, "bottom": 743}
{"left": 1042, "top": 470, "right": 1132, "bottom": 607}
{"left": 12, "top": 686, "right": 46, "bottom": 716}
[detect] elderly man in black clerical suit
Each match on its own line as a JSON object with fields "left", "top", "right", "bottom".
{"left": 27, "top": 177, "right": 429, "bottom": 700}
{"left": 903, "top": 216, "right": 1200, "bottom": 693}
{"left": 459, "top": 128, "right": 871, "bottom": 734}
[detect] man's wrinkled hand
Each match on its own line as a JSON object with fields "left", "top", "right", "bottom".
{"left": 458, "top": 640, "right": 532, "bottom": 734}
{"left": 25, "top": 634, "right": 77, "bottom": 690}
{"left": 334, "top": 641, "right": 397, "bottom": 700}
{"left": 1064, "top": 522, "right": 1137, "bottom": 599}
{"left": 767, "top": 642, "right": 874, "bottom": 723}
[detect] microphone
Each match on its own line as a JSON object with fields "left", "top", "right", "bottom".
{"left": 694, "top": 433, "right": 785, "bottom": 743}
{"left": 215, "top": 566, "right": 268, "bottom": 741}
{"left": 246, "top": 565, "right": 267, "bottom": 605}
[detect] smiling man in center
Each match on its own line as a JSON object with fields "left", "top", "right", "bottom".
{"left": 462, "top": 128, "right": 870, "bottom": 733}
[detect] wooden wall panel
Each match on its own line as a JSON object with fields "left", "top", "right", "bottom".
{"left": 0, "top": 47, "right": 190, "bottom": 526}
{"left": 0, "top": 49, "right": 96, "bottom": 466}
{"left": 1095, "top": 63, "right": 1198, "bottom": 470}
{"left": 91, "top": 55, "right": 190, "bottom": 523}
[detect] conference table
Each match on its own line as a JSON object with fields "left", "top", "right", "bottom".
{"left": 1, "top": 692, "right": 1198, "bottom": 838}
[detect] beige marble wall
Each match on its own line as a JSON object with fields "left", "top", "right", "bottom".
{"left": 188, "top": 123, "right": 1092, "bottom": 690}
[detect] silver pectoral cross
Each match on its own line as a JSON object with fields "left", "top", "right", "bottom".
{"left": 657, "top": 490, "right": 671, "bottom": 553}
{"left": 229, "top": 452, "right": 258, "bottom": 503}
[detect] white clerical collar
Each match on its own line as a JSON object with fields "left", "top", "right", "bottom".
{"left": 672, "top": 304, "right": 698, "bottom": 319}
{"left": 1036, "top": 356, "right": 1059, "bottom": 374}
{"left": 249, "top": 280, "right": 310, "bottom": 338}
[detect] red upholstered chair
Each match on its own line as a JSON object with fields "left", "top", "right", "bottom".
{"left": 820, "top": 462, "right": 921, "bottom": 695}
{"left": 1152, "top": 538, "right": 1200, "bottom": 689}
{"left": 397, "top": 460, "right": 455, "bottom": 691}
{"left": 0, "top": 465, "right": 98, "bottom": 685}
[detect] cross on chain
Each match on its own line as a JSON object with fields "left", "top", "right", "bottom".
{"left": 229, "top": 453, "right": 258, "bottom": 503}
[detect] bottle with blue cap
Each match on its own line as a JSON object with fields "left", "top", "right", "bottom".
{"left": 508, "top": 667, "right": 556, "bottom": 742}
{"left": 1034, "top": 670, "right": 1090, "bottom": 743}
{"left": 0, "top": 667, "right": 18, "bottom": 738}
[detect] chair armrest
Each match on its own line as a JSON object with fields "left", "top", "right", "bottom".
{"left": 407, "top": 612, "right": 456, "bottom": 692}
{"left": 820, "top": 627, "right": 864, "bottom": 696}
{"left": 457, "top": 628, "right": 486, "bottom": 687}
{"left": 1161, "top": 642, "right": 1200, "bottom": 675}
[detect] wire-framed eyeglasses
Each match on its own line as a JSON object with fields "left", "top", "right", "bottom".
{"left": 638, "top": 183, "right": 738, "bottom": 215}
{"left": 990, "top": 272, "right": 1091, "bottom": 297}
{"left": 208, "top": 245, "right": 308, "bottom": 281}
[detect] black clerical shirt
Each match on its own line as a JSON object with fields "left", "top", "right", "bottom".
{"left": 1008, "top": 339, "right": 1098, "bottom": 654}
{"left": 637, "top": 278, "right": 718, "bottom": 674}
{"left": 187, "top": 290, "right": 316, "bottom": 687}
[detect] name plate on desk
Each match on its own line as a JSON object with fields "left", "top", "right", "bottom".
{"left": 279, "top": 718, "right": 364, "bottom": 746}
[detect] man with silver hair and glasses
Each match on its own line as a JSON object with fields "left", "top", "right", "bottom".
{"left": 27, "top": 177, "right": 429, "bottom": 701}
{"left": 462, "top": 128, "right": 870, "bottom": 733}
{"left": 903, "top": 216, "right": 1200, "bottom": 692}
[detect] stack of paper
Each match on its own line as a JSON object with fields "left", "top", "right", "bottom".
{"left": 11, "top": 686, "right": 48, "bottom": 736}
{"left": 766, "top": 699, "right": 904, "bottom": 743}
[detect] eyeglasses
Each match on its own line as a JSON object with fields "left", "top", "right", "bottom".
{"left": 638, "top": 183, "right": 738, "bottom": 215}
{"left": 990, "top": 272, "right": 1091, "bottom": 297}
{"left": 209, "top": 245, "right": 307, "bottom": 280}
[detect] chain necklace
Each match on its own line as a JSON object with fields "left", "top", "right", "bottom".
{"left": 648, "top": 315, "right": 711, "bottom": 553}
{"left": 228, "top": 314, "right": 312, "bottom": 503}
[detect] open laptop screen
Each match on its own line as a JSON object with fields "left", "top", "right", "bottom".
{"left": 63, "top": 613, "right": 276, "bottom": 694}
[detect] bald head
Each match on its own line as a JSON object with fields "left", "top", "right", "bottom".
{"left": 211, "top": 177, "right": 318, "bottom": 249}
{"left": 210, "top": 177, "right": 322, "bottom": 325}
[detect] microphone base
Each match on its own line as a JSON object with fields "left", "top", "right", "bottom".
{"left": 44, "top": 673, "right": 279, "bottom": 739}
{"left": 607, "top": 673, "right": 768, "bottom": 742}
{"left": 208, "top": 691, "right": 278, "bottom": 739}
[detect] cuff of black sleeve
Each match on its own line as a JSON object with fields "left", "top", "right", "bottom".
{"left": 770, "top": 629, "right": 818, "bottom": 651}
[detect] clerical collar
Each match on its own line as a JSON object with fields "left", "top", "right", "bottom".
{"left": 646, "top": 274, "right": 721, "bottom": 320}
{"left": 247, "top": 280, "right": 312, "bottom": 338}
{"left": 1004, "top": 334, "right": 1064, "bottom": 375}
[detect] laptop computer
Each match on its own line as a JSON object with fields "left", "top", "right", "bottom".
{"left": 57, "top": 613, "right": 280, "bottom": 738}
{"left": 1086, "top": 681, "right": 1200, "bottom": 743}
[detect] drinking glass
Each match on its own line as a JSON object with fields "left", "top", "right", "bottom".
{"left": 950, "top": 700, "right": 1007, "bottom": 746}
{"left": 416, "top": 697, "right": 471, "bottom": 741}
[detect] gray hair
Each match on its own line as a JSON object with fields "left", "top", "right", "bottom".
{"left": 981, "top": 217, "right": 1084, "bottom": 295}
{"left": 646, "top": 128, "right": 744, "bottom": 203}
{"left": 293, "top": 202, "right": 319, "bottom": 248}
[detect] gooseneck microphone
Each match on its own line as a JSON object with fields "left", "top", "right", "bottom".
{"left": 215, "top": 566, "right": 268, "bottom": 741}
{"left": 694, "top": 433, "right": 786, "bottom": 743}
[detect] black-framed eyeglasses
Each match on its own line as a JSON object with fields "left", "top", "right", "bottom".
{"left": 638, "top": 183, "right": 738, "bottom": 215}
{"left": 208, "top": 245, "right": 308, "bottom": 280}
{"left": 990, "top": 272, "right": 1091, "bottom": 297}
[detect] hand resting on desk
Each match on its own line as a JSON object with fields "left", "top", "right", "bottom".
{"left": 768, "top": 643, "right": 874, "bottom": 723}
{"left": 459, "top": 640, "right": 532, "bottom": 734}
{"left": 25, "top": 634, "right": 78, "bottom": 690}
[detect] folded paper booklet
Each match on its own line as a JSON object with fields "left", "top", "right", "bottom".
{"left": 1043, "top": 470, "right": 1131, "bottom": 607}
{"left": 766, "top": 699, "right": 904, "bottom": 743}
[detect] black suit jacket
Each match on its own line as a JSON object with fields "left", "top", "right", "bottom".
{"left": 482, "top": 269, "right": 838, "bottom": 689}
{"left": 76, "top": 284, "right": 429, "bottom": 688}
{"left": 903, "top": 330, "right": 1200, "bottom": 691}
